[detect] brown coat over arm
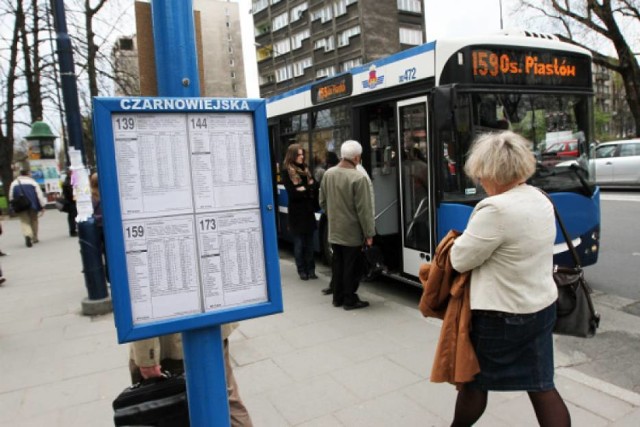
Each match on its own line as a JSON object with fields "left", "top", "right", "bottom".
{"left": 418, "top": 230, "right": 480, "bottom": 386}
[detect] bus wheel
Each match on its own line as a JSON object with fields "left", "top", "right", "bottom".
{"left": 322, "top": 224, "right": 333, "bottom": 266}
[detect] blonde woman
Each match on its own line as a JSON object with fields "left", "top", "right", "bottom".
{"left": 449, "top": 131, "right": 570, "bottom": 427}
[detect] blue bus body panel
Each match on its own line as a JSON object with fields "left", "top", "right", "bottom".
{"left": 436, "top": 188, "right": 600, "bottom": 267}
{"left": 437, "top": 203, "right": 474, "bottom": 241}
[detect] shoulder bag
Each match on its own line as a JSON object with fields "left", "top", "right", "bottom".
{"left": 11, "top": 182, "right": 32, "bottom": 213}
{"left": 546, "top": 193, "right": 601, "bottom": 338}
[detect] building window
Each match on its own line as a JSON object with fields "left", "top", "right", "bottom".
{"left": 253, "top": 0, "right": 269, "bottom": 13}
{"left": 254, "top": 21, "right": 271, "bottom": 37}
{"left": 316, "top": 66, "right": 336, "bottom": 78}
{"left": 397, "top": 0, "right": 421, "bottom": 13}
{"left": 119, "top": 38, "right": 134, "bottom": 50}
{"left": 294, "top": 57, "right": 313, "bottom": 77}
{"left": 259, "top": 74, "right": 275, "bottom": 85}
{"left": 276, "top": 64, "right": 293, "bottom": 82}
{"left": 311, "top": 5, "right": 333, "bottom": 23}
{"left": 290, "top": 2, "right": 308, "bottom": 22}
{"left": 232, "top": 83, "right": 238, "bottom": 92}
{"left": 340, "top": 57, "right": 361, "bottom": 72}
{"left": 270, "top": 0, "right": 282, "bottom": 5}
{"left": 399, "top": 27, "right": 423, "bottom": 45}
{"left": 291, "top": 29, "right": 310, "bottom": 49}
{"left": 230, "top": 59, "right": 235, "bottom": 67}
{"left": 314, "top": 36, "right": 335, "bottom": 52}
{"left": 272, "top": 12, "right": 289, "bottom": 32}
{"left": 337, "top": 25, "right": 360, "bottom": 47}
{"left": 231, "top": 71, "right": 236, "bottom": 79}
{"left": 273, "top": 38, "right": 291, "bottom": 56}
{"left": 334, "top": 0, "right": 347, "bottom": 16}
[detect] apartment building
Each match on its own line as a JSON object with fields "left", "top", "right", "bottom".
{"left": 252, "top": 0, "right": 425, "bottom": 97}
{"left": 111, "top": 0, "right": 246, "bottom": 97}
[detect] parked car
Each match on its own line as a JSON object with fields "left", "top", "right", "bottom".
{"left": 593, "top": 139, "right": 640, "bottom": 188}
{"left": 540, "top": 140, "right": 579, "bottom": 167}
{"left": 543, "top": 140, "right": 579, "bottom": 158}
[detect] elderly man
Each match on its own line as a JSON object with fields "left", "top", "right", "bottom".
{"left": 319, "top": 140, "right": 375, "bottom": 310}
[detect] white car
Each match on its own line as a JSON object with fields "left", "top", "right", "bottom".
{"left": 593, "top": 139, "right": 640, "bottom": 188}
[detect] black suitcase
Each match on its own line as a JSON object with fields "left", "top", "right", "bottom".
{"left": 113, "top": 373, "right": 190, "bottom": 427}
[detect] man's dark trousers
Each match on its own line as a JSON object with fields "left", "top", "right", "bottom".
{"left": 331, "top": 244, "right": 363, "bottom": 306}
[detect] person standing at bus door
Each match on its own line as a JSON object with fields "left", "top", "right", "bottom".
{"left": 281, "top": 143, "right": 318, "bottom": 281}
{"left": 315, "top": 151, "right": 339, "bottom": 295}
{"left": 319, "top": 140, "right": 375, "bottom": 310}
{"left": 9, "top": 170, "right": 46, "bottom": 247}
{"left": 448, "top": 131, "right": 570, "bottom": 427}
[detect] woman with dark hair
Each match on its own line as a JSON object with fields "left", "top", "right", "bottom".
{"left": 281, "top": 143, "right": 318, "bottom": 281}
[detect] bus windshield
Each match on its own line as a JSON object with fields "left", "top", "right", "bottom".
{"left": 446, "top": 92, "right": 595, "bottom": 200}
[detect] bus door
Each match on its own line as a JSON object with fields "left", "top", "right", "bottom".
{"left": 396, "top": 97, "right": 433, "bottom": 275}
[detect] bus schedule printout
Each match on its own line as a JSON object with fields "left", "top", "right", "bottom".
{"left": 112, "top": 112, "right": 268, "bottom": 325}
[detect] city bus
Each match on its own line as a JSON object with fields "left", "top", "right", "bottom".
{"left": 266, "top": 30, "right": 600, "bottom": 285}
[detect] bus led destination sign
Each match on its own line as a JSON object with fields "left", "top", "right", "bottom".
{"left": 311, "top": 74, "right": 352, "bottom": 104}
{"left": 470, "top": 48, "right": 591, "bottom": 87}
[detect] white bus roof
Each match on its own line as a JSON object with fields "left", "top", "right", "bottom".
{"left": 266, "top": 30, "right": 591, "bottom": 118}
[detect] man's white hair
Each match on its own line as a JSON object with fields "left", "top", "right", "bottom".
{"left": 340, "top": 140, "right": 362, "bottom": 160}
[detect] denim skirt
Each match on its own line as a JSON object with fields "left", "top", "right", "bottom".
{"left": 467, "top": 302, "right": 556, "bottom": 392}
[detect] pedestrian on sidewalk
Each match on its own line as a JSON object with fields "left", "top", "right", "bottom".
{"left": 447, "top": 131, "right": 570, "bottom": 427}
{"left": 319, "top": 140, "right": 375, "bottom": 310}
{"left": 90, "top": 172, "right": 109, "bottom": 282}
{"left": 61, "top": 169, "right": 78, "bottom": 237}
{"left": 281, "top": 143, "right": 318, "bottom": 281}
{"left": 129, "top": 324, "right": 253, "bottom": 427}
{"left": 9, "top": 170, "right": 46, "bottom": 247}
{"left": 0, "top": 219, "right": 6, "bottom": 256}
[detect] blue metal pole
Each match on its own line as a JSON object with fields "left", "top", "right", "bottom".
{"left": 149, "top": 1, "right": 228, "bottom": 426}
{"left": 182, "top": 327, "right": 230, "bottom": 427}
{"left": 50, "top": 0, "right": 86, "bottom": 162}
{"left": 151, "top": 0, "right": 201, "bottom": 97}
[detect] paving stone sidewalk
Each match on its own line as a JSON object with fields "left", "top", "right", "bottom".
{"left": 0, "top": 212, "right": 639, "bottom": 426}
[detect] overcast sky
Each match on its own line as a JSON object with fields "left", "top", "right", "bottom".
{"left": 237, "top": 0, "right": 517, "bottom": 97}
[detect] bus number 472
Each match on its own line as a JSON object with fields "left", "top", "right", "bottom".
{"left": 400, "top": 68, "right": 417, "bottom": 83}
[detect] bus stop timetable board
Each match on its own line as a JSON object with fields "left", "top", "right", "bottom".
{"left": 92, "top": 97, "right": 282, "bottom": 343}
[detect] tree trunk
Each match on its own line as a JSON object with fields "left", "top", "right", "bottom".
{"left": 1, "top": 4, "right": 22, "bottom": 200}
{"left": 590, "top": 1, "right": 640, "bottom": 136}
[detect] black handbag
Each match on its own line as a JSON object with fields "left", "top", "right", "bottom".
{"left": 113, "top": 372, "right": 189, "bottom": 427}
{"left": 548, "top": 195, "right": 600, "bottom": 338}
{"left": 55, "top": 196, "right": 70, "bottom": 213}
{"left": 11, "top": 183, "right": 31, "bottom": 213}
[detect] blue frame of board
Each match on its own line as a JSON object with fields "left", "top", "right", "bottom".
{"left": 92, "top": 97, "right": 283, "bottom": 343}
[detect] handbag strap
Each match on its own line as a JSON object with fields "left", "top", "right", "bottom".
{"left": 537, "top": 189, "right": 582, "bottom": 268}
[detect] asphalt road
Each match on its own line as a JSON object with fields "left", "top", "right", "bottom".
{"left": 585, "top": 190, "right": 640, "bottom": 301}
